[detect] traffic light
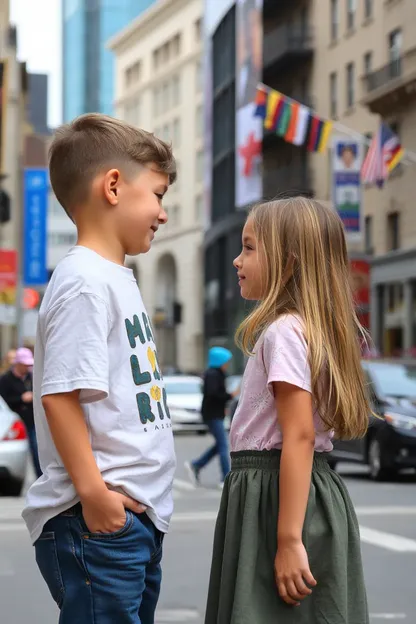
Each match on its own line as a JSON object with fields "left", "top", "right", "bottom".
{"left": 0, "top": 190, "right": 10, "bottom": 224}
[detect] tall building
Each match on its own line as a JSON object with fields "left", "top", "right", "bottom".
{"left": 62, "top": 0, "right": 156, "bottom": 121}
{"left": 204, "top": 0, "right": 416, "bottom": 363}
{"left": 27, "top": 73, "right": 50, "bottom": 135}
{"left": 109, "top": 0, "right": 204, "bottom": 373}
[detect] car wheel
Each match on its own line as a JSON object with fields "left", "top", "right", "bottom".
{"left": 368, "top": 437, "right": 395, "bottom": 481}
{"left": 0, "top": 477, "right": 24, "bottom": 497}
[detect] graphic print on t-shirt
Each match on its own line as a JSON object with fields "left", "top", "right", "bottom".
{"left": 125, "top": 311, "right": 171, "bottom": 433}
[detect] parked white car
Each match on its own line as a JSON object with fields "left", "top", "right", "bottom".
{"left": 164, "top": 376, "right": 204, "bottom": 433}
{"left": 0, "top": 395, "right": 28, "bottom": 496}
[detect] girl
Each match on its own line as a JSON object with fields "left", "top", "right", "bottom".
{"left": 205, "top": 197, "right": 369, "bottom": 624}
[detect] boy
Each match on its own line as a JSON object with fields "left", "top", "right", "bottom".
{"left": 22, "top": 114, "right": 177, "bottom": 624}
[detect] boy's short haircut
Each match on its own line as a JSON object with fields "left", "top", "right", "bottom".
{"left": 49, "top": 113, "right": 177, "bottom": 216}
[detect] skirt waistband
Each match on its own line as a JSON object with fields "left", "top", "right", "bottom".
{"left": 230, "top": 449, "right": 331, "bottom": 472}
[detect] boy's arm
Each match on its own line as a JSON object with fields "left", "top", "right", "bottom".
{"left": 41, "top": 292, "right": 145, "bottom": 533}
{"left": 43, "top": 390, "right": 145, "bottom": 533}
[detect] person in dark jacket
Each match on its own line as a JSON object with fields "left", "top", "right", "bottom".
{"left": 185, "top": 347, "right": 238, "bottom": 487}
{"left": 0, "top": 347, "right": 42, "bottom": 478}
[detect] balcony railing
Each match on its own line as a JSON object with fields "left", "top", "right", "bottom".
{"left": 263, "top": 166, "right": 313, "bottom": 199}
{"left": 365, "top": 58, "right": 402, "bottom": 92}
{"left": 362, "top": 51, "right": 416, "bottom": 114}
{"left": 263, "top": 24, "right": 314, "bottom": 71}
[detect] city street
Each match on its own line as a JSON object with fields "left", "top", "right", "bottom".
{"left": 1, "top": 435, "right": 416, "bottom": 623}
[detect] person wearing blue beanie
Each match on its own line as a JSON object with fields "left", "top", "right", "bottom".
{"left": 185, "top": 347, "right": 238, "bottom": 488}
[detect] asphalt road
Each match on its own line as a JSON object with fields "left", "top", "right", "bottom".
{"left": 1, "top": 434, "right": 416, "bottom": 623}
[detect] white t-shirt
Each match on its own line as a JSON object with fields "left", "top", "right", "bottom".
{"left": 23, "top": 246, "right": 176, "bottom": 544}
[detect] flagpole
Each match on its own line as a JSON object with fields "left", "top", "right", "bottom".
{"left": 257, "top": 82, "right": 416, "bottom": 166}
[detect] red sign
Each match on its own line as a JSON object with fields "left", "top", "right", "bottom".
{"left": 0, "top": 249, "right": 17, "bottom": 304}
{"left": 350, "top": 259, "right": 370, "bottom": 308}
{"left": 350, "top": 258, "right": 370, "bottom": 330}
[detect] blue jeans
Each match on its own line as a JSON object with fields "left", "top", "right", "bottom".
{"left": 193, "top": 418, "right": 230, "bottom": 481}
{"left": 35, "top": 504, "right": 163, "bottom": 623}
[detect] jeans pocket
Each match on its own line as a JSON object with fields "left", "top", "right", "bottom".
{"left": 35, "top": 532, "right": 65, "bottom": 608}
{"left": 80, "top": 510, "right": 135, "bottom": 540}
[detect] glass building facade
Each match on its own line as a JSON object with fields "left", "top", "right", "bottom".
{"left": 63, "top": 0, "right": 155, "bottom": 122}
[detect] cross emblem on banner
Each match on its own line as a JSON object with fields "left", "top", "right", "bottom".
{"left": 239, "top": 132, "right": 261, "bottom": 177}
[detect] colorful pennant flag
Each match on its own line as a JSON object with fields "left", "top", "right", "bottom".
{"left": 276, "top": 100, "right": 292, "bottom": 137}
{"left": 254, "top": 87, "right": 267, "bottom": 119}
{"left": 264, "top": 90, "right": 281, "bottom": 130}
{"left": 307, "top": 116, "right": 321, "bottom": 151}
{"left": 253, "top": 84, "right": 334, "bottom": 153}
{"left": 293, "top": 105, "right": 310, "bottom": 146}
{"left": 285, "top": 101, "right": 299, "bottom": 144}
{"left": 317, "top": 120, "right": 333, "bottom": 153}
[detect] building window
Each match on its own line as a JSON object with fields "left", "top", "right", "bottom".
{"left": 172, "top": 74, "right": 180, "bottom": 107}
{"left": 196, "top": 104, "right": 203, "bottom": 137}
{"left": 364, "top": 52, "right": 373, "bottom": 75}
{"left": 195, "top": 195, "right": 203, "bottom": 222}
{"left": 172, "top": 118, "right": 181, "bottom": 147}
{"left": 364, "top": 0, "right": 373, "bottom": 19}
{"left": 329, "top": 72, "right": 337, "bottom": 118}
{"left": 389, "top": 29, "right": 402, "bottom": 78}
{"left": 347, "top": 0, "right": 356, "bottom": 31}
{"left": 172, "top": 33, "right": 181, "bottom": 57}
{"left": 196, "top": 150, "right": 204, "bottom": 182}
{"left": 330, "top": 0, "right": 338, "bottom": 42}
{"left": 153, "top": 86, "right": 162, "bottom": 117}
{"left": 162, "top": 81, "right": 170, "bottom": 108}
{"left": 125, "top": 61, "right": 141, "bottom": 87}
{"left": 364, "top": 216, "right": 373, "bottom": 254}
{"left": 195, "top": 18, "right": 202, "bottom": 42}
{"left": 387, "top": 212, "right": 400, "bottom": 251}
{"left": 346, "top": 62, "right": 355, "bottom": 109}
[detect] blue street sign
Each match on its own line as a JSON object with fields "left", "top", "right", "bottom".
{"left": 23, "top": 168, "right": 48, "bottom": 286}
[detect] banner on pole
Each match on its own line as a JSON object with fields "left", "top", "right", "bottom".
{"left": 0, "top": 249, "right": 17, "bottom": 325}
{"left": 23, "top": 168, "right": 48, "bottom": 286}
{"left": 332, "top": 136, "right": 363, "bottom": 236}
{"left": 235, "top": 0, "right": 263, "bottom": 209}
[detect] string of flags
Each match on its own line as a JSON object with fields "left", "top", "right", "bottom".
{"left": 253, "top": 83, "right": 411, "bottom": 187}
{"left": 254, "top": 85, "right": 333, "bottom": 153}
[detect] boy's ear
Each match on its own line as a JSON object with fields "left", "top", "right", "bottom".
{"left": 103, "top": 169, "right": 121, "bottom": 205}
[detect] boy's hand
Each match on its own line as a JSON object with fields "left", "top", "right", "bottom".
{"left": 81, "top": 489, "right": 147, "bottom": 534}
{"left": 275, "top": 540, "right": 317, "bottom": 606}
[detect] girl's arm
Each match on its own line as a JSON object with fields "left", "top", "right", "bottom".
{"left": 273, "top": 381, "right": 317, "bottom": 606}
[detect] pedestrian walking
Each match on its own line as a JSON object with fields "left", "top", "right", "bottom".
{"left": 205, "top": 197, "right": 370, "bottom": 624}
{"left": 185, "top": 347, "right": 237, "bottom": 488}
{"left": 22, "top": 114, "right": 177, "bottom": 624}
{"left": 0, "top": 347, "right": 41, "bottom": 478}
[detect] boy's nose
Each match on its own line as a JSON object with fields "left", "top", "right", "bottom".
{"left": 233, "top": 255, "right": 241, "bottom": 269}
{"left": 158, "top": 208, "right": 168, "bottom": 224}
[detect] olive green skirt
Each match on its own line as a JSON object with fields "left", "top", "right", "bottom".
{"left": 205, "top": 450, "right": 369, "bottom": 624}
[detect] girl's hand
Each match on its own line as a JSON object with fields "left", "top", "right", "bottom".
{"left": 275, "top": 540, "right": 317, "bottom": 606}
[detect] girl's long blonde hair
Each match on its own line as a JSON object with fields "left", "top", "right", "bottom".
{"left": 236, "top": 197, "right": 369, "bottom": 440}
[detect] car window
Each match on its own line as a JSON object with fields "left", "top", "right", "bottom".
{"left": 164, "top": 380, "right": 202, "bottom": 395}
{"left": 366, "top": 362, "right": 416, "bottom": 398}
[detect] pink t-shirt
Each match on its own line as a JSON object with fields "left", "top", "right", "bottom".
{"left": 230, "top": 314, "right": 334, "bottom": 453}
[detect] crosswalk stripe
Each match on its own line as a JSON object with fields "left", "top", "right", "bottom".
{"left": 360, "top": 526, "right": 416, "bottom": 552}
{"left": 156, "top": 609, "right": 199, "bottom": 622}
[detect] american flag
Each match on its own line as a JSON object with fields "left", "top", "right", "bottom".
{"left": 361, "top": 123, "right": 404, "bottom": 188}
